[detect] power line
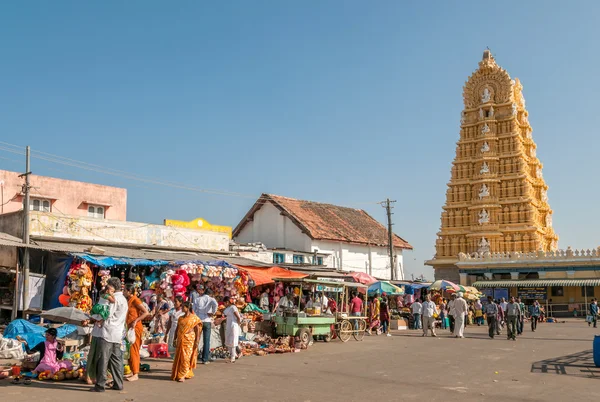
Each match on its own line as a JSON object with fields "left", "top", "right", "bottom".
{"left": 0, "top": 143, "right": 385, "bottom": 208}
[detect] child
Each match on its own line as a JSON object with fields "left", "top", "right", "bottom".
{"left": 90, "top": 287, "right": 115, "bottom": 326}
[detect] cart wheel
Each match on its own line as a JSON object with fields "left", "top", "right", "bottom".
{"left": 296, "top": 328, "right": 311, "bottom": 348}
{"left": 353, "top": 319, "right": 366, "bottom": 341}
{"left": 322, "top": 333, "right": 332, "bottom": 342}
{"left": 339, "top": 320, "right": 352, "bottom": 343}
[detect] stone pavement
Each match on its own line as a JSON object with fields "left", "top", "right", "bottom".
{"left": 1, "top": 319, "right": 599, "bottom": 401}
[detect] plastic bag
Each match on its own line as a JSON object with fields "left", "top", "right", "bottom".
{"left": 126, "top": 328, "right": 136, "bottom": 343}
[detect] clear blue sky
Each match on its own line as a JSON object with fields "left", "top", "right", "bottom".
{"left": 1, "top": 1, "right": 599, "bottom": 280}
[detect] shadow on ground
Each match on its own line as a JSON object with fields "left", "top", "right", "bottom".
{"left": 531, "top": 350, "right": 600, "bottom": 379}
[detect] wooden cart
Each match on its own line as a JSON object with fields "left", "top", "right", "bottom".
{"left": 330, "top": 281, "right": 368, "bottom": 342}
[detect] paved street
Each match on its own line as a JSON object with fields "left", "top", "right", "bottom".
{"left": 2, "top": 320, "right": 599, "bottom": 402}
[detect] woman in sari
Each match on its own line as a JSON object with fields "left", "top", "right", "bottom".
{"left": 171, "top": 301, "right": 202, "bottom": 383}
{"left": 367, "top": 296, "right": 380, "bottom": 335}
{"left": 124, "top": 284, "right": 149, "bottom": 382}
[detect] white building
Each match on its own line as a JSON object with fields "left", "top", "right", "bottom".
{"left": 233, "top": 194, "right": 412, "bottom": 280}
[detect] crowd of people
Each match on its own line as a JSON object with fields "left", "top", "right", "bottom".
{"left": 409, "top": 293, "right": 556, "bottom": 341}
{"left": 75, "top": 277, "right": 247, "bottom": 391}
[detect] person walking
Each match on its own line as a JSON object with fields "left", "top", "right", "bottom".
{"left": 380, "top": 297, "right": 391, "bottom": 336}
{"left": 411, "top": 299, "right": 423, "bottom": 330}
{"left": 530, "top": 300, "right": 541, "bottom": 332}
{"left": 453, "top": 293, "right": 468, "bottom": 338}
{"left": 439, "top": 299, "right": 447, "bottom": 330}
{"left": 474, "top": 299, "right": 484, "bottom": 326}
{"left": 123, "top": 284, "right": 149, "bottom": 382}
{"left": 447, "top": 294, "right": 456, "bottom": 333}
{"left": 496, "top": 300, "right": 504, "bottom": 336}
{"left": 194, "top": 288, "right": 218, "bottom": 364}
{"left": 589, "top": 299, "right": 598, "bottom": 328}
{"left": 86, "top": 277, "right": 128, "bottom": 392}
{"left": 484, "top": 296, "right": 499, "bottom": 339}
{"left": 517, "top": 297, "right": 526, "bottom": 335}
{"left": 421, "top": 294, "right": 438, "bottom": 337}
{"left": 367, "top": 296, "right": 381, "bottom": 335}
{"left": 223, "top": 296, "right": 242, "bottom": 363}
{"left": 506, "top": 297, "right": 522, "bottom": 341}
{"left": 171, "top": 301, "right": 202, "bottom": 382}
{"left": 166, "top": 296, "right": 185, "bottom": 355}
{"left": 498, "top": 297, "right": 508, "bottom": 328}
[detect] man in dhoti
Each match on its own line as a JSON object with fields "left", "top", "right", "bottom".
{"left": 453, "top": 292, "right": 468, "bottom": 338}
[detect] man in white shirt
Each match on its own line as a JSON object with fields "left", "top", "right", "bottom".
{"left": 421, "top": 294, "right": 438, "bottom": 337}
{"left": 452, "top": 292, "right": 469, "bottom": 338}
{"left": 194, "top": 287, "right": 218, "bottom": 364}
{"left": 88, "top": 277, "right": 128, "bottom": 392}
{"left": 411, "top": 299, "right": 423, "bottom": 330}
{"left": 276, "top": 293, "right": 294, "bottom": 312}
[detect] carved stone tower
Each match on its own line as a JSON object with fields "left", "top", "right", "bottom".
{"left": 426, "top": 50, "right": 559, "bottom": 281}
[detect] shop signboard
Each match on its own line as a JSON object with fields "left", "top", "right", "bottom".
{"left": 493, "top": 288, "right": 509, "bottom": 301}
{"left": 316, "top": 285, "right": 342, "bottom": 293}
{"left": 480, "top": 288, "right": 494, "bottom": 303}
{"left": 517, "top": 286, "right": 547, "bottom": 300}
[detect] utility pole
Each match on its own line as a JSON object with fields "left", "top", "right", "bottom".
{"left": 381, "top": 198, "right": 396, "bottom": 281}
{"left": 20, "top": 146, "right": 31, "bottom": 315}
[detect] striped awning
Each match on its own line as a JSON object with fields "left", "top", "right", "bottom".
{"left": 472, "top": 279, "right": 600, "bottom": 288}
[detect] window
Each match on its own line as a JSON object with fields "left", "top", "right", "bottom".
{"left": 273, "top": 253, "right": 285, "bottom": 264}
{"left": 293, "top": 255, "right": 304, "bottom": 264}
{"left": 582, "top": 286, "right": 595, "bottom": 297}
{"left": 551, "top": 286, "right": 564, "bottom": 297}
{"left": 88, "top": 205, "right": 105, "bottom": 219}
{"left": 312, "top": 256, "right": 324, "bottom": 265}
{"left": 30, "top": 198, "right": 51, "bottom": 212}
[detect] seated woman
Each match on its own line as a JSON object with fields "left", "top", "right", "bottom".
{"left": 19, "top": 328, "right": 73, "bottom": 376}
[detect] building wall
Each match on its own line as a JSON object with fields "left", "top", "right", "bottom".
{"left": 235, "top": 202, "right": 311, "bottom": 251}
{"left": 29, "top": 212, "right": 230, "bottom": 251}
{"left": 0, "top": 170, "right": 127, "bottom": 221}
{"left": 234, "top": 201, "right": 405, "bottom": 279}
{"left": 312, "top": 240, "right": 404, "bottom": 280}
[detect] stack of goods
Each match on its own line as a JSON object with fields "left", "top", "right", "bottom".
{"left": 238, "top": 334, "right": 299, "bottom": 356}
{"left": 59, "top": 261, "right": 93, "bottom": 312}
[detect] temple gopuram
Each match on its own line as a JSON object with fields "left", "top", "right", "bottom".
{"left": 426, "top": 50, "right": 599, "bottom": 316}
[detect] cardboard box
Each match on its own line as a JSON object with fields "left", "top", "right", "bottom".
{"left": 390, "top": 318, "right": 408, "bottom": 330}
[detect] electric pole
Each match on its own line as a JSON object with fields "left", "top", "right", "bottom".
{"left": 20, "top": 146, "right": 31, "bottom": 315}
{"left": 381, "top": 198, "right": 396, "bottom": 281}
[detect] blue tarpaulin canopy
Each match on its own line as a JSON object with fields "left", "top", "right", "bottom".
{"left": 3, "top": 319, "right": 78, "bottom": 349}
{"left": 171, "top": 260, "right": 235, "bottom": 267}
{"left": 73, "top": 253, "right": 168, "bottom": 267}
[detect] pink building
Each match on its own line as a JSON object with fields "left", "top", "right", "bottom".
{"left": 0, "top": 170, "right": 127, "bottom": 221}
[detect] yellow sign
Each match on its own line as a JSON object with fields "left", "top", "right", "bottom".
{"left": 164, "top": 218, "right": 232, "bottom": 238}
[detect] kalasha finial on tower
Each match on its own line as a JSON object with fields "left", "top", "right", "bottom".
{"left": 479, "top": 48, "right": 497, "bottom": 69}
{"left": 483, "top": 47, "right": 492, "bottom": 60}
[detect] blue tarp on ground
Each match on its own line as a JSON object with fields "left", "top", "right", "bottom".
{"left": 72, "top": 253, "right": 169, "bottom": 268}
{"left": 3, "top": 319, "right": 77, "bottom": 348}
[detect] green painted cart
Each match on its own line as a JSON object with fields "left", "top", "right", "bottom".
{"left": 272, "top": 278, "right": 348, "bottom": 346}
{"left": 273, "top": 314, "right": 336, "bottom": 345}
{"left": 272, "top": 278, "right": 368, "bottom": 346}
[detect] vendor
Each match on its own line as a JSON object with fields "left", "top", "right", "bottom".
{"left": 274, "top": 292, "right": 294, "bottom": 312}
{"left": 19, "top": 328, "right": 73, "bottom": 376}
{"left": 259, "top": 288, "right": 270, "bottom": 311}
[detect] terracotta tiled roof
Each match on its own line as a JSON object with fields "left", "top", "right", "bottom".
{"left": 233, "top": 194, "right": 412, "bottom": 249}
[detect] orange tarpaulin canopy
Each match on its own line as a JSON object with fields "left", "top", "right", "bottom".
{"left": 236, "top": 266, "right": 308, "bottom": 286}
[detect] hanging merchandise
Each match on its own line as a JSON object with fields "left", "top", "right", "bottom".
{"left": 66, "top": 261, "right": 93, "bottom": 313}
